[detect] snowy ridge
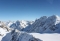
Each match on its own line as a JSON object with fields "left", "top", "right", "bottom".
{"left": 0, "top": 15, "right": 60, "bottom": 41}
{"left": 10, "top": 20, "right": 34, "bottom": 31}
{"left": 23, "top": 15, "right": 60, "bottom": 33}
{"left": 0, "top": 21, "right": 11, "bottom": 41}
{"left": 2, "top": 29, "right": 42, "bottom": 41}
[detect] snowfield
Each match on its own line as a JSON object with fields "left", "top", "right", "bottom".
{"left": 30, "top": 33, "right": 60, "bottom": 41}
{"left": 0, "top": 15, "right": 60, "bottom": 41}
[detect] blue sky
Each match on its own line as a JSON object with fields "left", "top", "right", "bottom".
{"left": 0, "top": 0, "right": 60, "bottom": 21}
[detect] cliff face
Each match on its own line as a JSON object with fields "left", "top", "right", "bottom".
{"left": 10, "top": 20, "right": 34, "bottom": 31}
{"left": 1, "top": 29, "right": 42, "bottom": 41}
{"left": 0, "top": 15, "right": 60, "bottom": 41}
{"left": 23, "top": 15, "right": 60, "bottom": 33}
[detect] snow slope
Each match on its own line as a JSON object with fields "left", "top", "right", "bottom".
{"left": 30, "top": 33, "right": 60, "bottom": 41}
{"left": 1, "top": 29, "right": 60, "bottom": 41}
{"left": 0, "top": 27, "right": 8, "bottom": 41}
{"left": 0, "top": 25, "right": 11, "bottom": 41}
{"left": 10, "top": 20, "right": 34, "bottom": 31}
{"left": 23, "top": 15, "right": 60, "bottom": 33}
{"left": 2, "top": 29, "right": 42, "bottom": 41}
{"left": 0, "top": 15, "right": 60, "bottom": 41}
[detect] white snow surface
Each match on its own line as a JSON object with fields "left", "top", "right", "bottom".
{"left": 8, "top": 20, "right": 34, "bottom": 31}
{"left": 30, "top": 33, "right": 60, "bottom": 41}
{"left": 0, "top": 15, "right": 60, "bottom": 41}
{"left": 24, "top": 15, "right": 60, "bottom": 33}
{"left": 0, "top": 27, "right": 10, "bottom": 41}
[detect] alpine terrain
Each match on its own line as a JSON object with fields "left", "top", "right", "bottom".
{"left": 0, "top": 15, "right": 60, "bottom": 41}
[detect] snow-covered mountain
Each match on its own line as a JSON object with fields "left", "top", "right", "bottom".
{"left": 23, "top": 15, "right": 60, "bottom": 33}
{"left": 0, "top": 15, "right": 60, "bottom": 41}
{"left": 9, "top": 20, "right": 34, "bottom": 31}
{"left": 0, "top": 21, "right": 11, "bottom": 41}
{"left": 1, "top": 29, "right": 42, "bottom": 41}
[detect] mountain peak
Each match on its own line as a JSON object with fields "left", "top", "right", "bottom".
{"left": 50, "top": 15, "right": 60, "bottom": 19}
{"left": 23, "top": 15, "right": 60, "bottom": 33}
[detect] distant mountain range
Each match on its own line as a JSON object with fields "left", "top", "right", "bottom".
{"left": 23, "top": 15, "right": 60, "bottom": 33}
{"left": 0, "top": 15, "right": 60, "bottom": 41}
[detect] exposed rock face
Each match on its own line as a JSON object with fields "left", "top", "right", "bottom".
{"left": 0, "top": 15, "right": 60, "bottom": 41}
{"left": 0, "top": 21, "right": 11, "bottom": 41}
{"left": 23, "top": 15, "right": 60, "bottom": 33}
{"left": 0, "top": 21, "right": 10, "bottom": 31}
{"left": 11, "top": 29, "right": 42, "bottom": 41}
{"left": 2, "top": 29, "right": 42, "bottom": 41}
{"left": 10, "top": 20, "right": 34, "bottom": 31}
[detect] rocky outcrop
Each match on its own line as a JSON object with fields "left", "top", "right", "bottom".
{"left": 23, "top": 15, "right": 60, "bottom": 33}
